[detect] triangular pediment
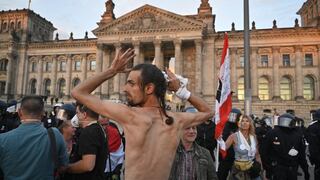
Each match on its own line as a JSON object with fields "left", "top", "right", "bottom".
{"left": 93, "top": 4, "right": 204, "bottom": 36}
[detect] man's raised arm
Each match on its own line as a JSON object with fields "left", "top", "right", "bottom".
{"left": 166, "top": 68, "right": 213, "bottom": 127}
{"left": 71, "top": 48, "right": 135, "bottom": 123}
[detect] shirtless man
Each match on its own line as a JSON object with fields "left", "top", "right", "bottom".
{"left": 71, "top": 48, "right": 214, "bottom": 180}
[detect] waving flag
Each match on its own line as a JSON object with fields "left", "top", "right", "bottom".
{"left": 215, "top": 33, "right": 232, "bottom": 158}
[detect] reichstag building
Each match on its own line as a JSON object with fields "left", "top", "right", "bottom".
{"left": 0, "top": 0, "right": 319, "bottom": 120}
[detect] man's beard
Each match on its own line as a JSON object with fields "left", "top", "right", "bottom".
{"left": 125, "top": 96, "right": 140, "bottom": 107}
{"left": 126, "top": 97, "right": 144, "bottom": 107}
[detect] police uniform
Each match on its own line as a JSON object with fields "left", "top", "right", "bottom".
{"left": 196, "top": 120, "right": 216, "bottom": 160}
{"left": 217, "top": 108, "right": 241, "bottom": 180}
{"left": 265, "top": 113, "right": 309, "bottom": 180}
{"left": 306, "top": 109, "right": 320, "bottom": 180}
{"left": 255, "top": 116, "right": 272, "bottom": 173}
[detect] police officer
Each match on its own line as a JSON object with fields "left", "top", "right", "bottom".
{"left": 255, "top": 115, "right": 272, "bottom": 173}
{"left": 0, "top": 101, "right": 8, "bottom": 134}
{"left": 194, "top": 107, "right": 216, "bottom": 160}
{"left": 217, "top": 108, "right": 241, "bottom": 180}
{"left": 265, "top": 113, "right": 309, "bottom": 180}
{"left": 306, "top": 109, "right": 320, "bottom": 180}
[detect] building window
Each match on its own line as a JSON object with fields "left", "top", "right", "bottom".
{"left": 282, "top": 54, "right": 290, "bottom": 67}
{"left": 30, "top": 79, "right": 37, "bottom": 95}
{"left": 239, "top": 56, "right": 244, "bottom": 67}
{"left": 258, "top": 77, "right": 269, "bottom": 100}
{"left": 58, "top": 78, "right": 66, "bottom": 98}
{"left": 280, "top": 77, "right": 292, "bottom": 100}
{"left": 0, "top": 60, "right": 8, "bottom": 71}
{"left": 2, "top": 22, "right": 8, "bottom": 32}
{"left": 43, "top": 62, "right": 52, "bottom": 72}
{"left": 89, "top": 60, "right": 96, "bottom": 71}
{"left": 43, "top": 79, "right": 51, "bottom": 96}
{"left": 10, "top": 22, "right": 14, "bottom": 30}
{"left": 0, "top": 81, "right": 5, "bottom": 95}
{"left": 237, "top": 77, "right": 244, "bottom": 100}
{"left": 31, "top": 62, "right": 37, "bottom": 72}
{"left": 74, "top": 60, "right": 81, "bottom": 71}
{"left": 72, "top": 78, "right": 81, "bottom": 88}
{"left": 17, "top": 21, "right": 21, "bottom": 29}
{"left": 260, "top": 55, "right": 268, "bottom": 67}
{"left": 305, "top": 54, "right": 313, "bottom": 66}
{"left": 303, "top": 76, "right": 315, "bottom": 100}
{"left": 59, "top": 61, "right": 66, "bottom": 72}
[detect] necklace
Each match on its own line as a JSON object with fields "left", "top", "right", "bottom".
{"left": 159, "top": 108, "right": 174, "bottom": 125}
{"left": 149, "top": 106, "right": 174, "bottom": 125}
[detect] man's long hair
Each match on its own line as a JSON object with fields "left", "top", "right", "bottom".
{"left": 132, "top": 64, "right": 173, "bottom": 124}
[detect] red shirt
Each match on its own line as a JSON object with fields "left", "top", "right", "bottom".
{"left": 106, "top": 125, "right": 121, "bottom": 152}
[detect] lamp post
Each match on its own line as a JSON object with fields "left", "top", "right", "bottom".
{"left": 244, "top": 0, "right": 252, "bottom": 115}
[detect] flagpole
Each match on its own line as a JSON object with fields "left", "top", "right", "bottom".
{"left": 28, "top": 0, "right": 31, "bottom": 10}
{"left": 244, "top": 0, "right": 252, "bottom": 116}
{"left": 215, "top": 142, "right": 219, "bottom": 171}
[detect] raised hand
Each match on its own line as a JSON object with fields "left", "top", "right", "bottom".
{"left": 166, "top": 68, "right": 180, "bottom": 92}
{"left": 110, "top": 48, "right": 135, "bottom": 73}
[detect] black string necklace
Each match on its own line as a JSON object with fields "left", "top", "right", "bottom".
{"left": 150, "top": 106, "right": 174, "bottom": 125}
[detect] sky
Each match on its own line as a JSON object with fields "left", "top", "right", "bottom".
{"left": 0, "top": 0, "right": 306, "bottom": 39}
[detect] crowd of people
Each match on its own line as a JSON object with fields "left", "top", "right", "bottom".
{"left": 0, "top": 47, "right": 319, "bottom": 180}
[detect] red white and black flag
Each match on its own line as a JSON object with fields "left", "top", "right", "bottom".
{"left": 215, "top": 33, "right": 232, "bottom": 158}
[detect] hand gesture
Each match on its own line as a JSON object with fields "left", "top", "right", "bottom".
{"left": 110, "top": 48, "right": 135, "bottom": 73}
{"left": 166, "top": 68, "right": 180, "bottom": 92}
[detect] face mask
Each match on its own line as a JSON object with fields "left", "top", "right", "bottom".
{"left": 71, "top": 115, "right": 79, "bottom": 128}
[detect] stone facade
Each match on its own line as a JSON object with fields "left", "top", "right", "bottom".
{"left": 0, "top": 0, "right": 319, "bottom": 121}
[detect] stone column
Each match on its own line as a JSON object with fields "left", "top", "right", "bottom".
{"left": 318, "top": 45, "right": 320, "bottom": 99}
{"left": 23, "top": 57, "right": 30, "bottom": 95}
{"left": 133, "top": 41, "right": 141, "bottom": 66}
{"left": 5, "top": 54, "right": 14, "bottom": 95}
{"left": 195, "top": 39, "right": 203, "bottom": 95}
{"left": 51, "top": 55, "right": 58, "bottom": 97}
{"left": 113, "top": 43, "right": 121, "bottom": 99}
{"left": 36, "top": 56, "right": 43, "bottom": 95}
{"left": 251, "top": 48, "right": 259, "bottom": 101}
{"left": 65, "top": 54, "right": 72, "bottom": 98}
{"left": 16, "top": 44, "right": 27, "bottom": 97}
{"left": 95, "top": 44, "right": 104, "bottom": 96}
{"left": 230, "top": 48, "right": 238, "bottom": 101}
{"left": 81, "top": 54, "right": 87, "bottom": 82}
{"left": 154, "top": 40, "right": 164, "bottom": 69}
{"left": 272, "top": 47, "right": 281, "bottom": 101}
{"left": 174, "top": 39, "right": 182, "bottom": 75}
{"left": 102, "top": 49, "right": 110, "bottom": 97}
{"left": 202, "top": 40, "right": 215, "bottom": 102}
{"left": 140, "top": 48, "right": 145, "bottom": 64}
{"left": 294, "top": 46, "right": 304, "bottom": 100}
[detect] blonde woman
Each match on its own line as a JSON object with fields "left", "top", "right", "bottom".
{"left": 218, "top": 115, "right": 262, "bottom": 180}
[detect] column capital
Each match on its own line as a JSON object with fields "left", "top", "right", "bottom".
{"left": 230, "top": 47, "right": 237, "bottom": 54}
{"left": 114, "top": 42, "right": 122, "bottom": 49}
{"left": 132, "top": 40, "right": 140, "bottom": 47}
{"left": 294, "top": 45, "right": 303, "bottom": 52}
{"left": 317, "top": 44, "right": 320, "bottom": 51}
{"left": 194, "top": 39, "right": 203, "bottom": 46}
{"left": 154, "top": 39, "right": 162, "bottom": 46}
{"left": 80, "top": 53, "right": 87, "bottom": 59}
{"left": 173, "top": 39, "right": 182, "bottom": 46}
{"left": 272, "top": 46, "right": 280, "bottom": 53}
{"left": 6, "top": 52, "right": 17, "bottom": 60}
{"left": 97, "top": 43, "right": 105, "bottom": 50}
{"left": 251, "top": 47, "right": 258, "bottom": 53}
{"left": 66, "top": 54, "right": 72, "bottom": 59}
